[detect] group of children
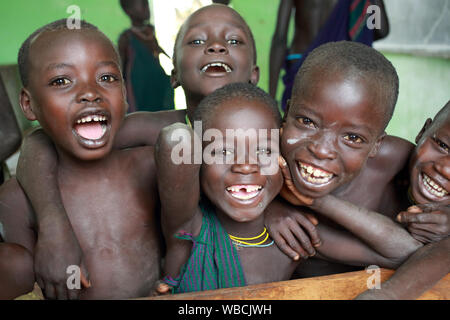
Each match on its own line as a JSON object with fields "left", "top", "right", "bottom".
{"left": 0, "top": 4, "right": 448, "bottom": 300}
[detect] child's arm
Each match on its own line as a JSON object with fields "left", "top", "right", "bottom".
{"left": 311, "top": 195, "right": 423, "bottom": 265}
{"left": 16, "top": 129, "right": 89, "bottom": 299}
{"left": 0, "top": 76, "right": 21, "bottom": 163}
{"left": 355, "top": 237, "right": 450, "bottom": 300}
{"left": 113, "top": 111, "right": 183, "bottom": 149}
{"left": 155, "top": 122, "right": 203, "bottom": 279}
{"left": 397, "top": 203, "right": 450, "bottom": 244}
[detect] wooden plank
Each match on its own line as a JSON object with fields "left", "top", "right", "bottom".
{"left": 146, "top": 269, "right": 450, "bottom": 300}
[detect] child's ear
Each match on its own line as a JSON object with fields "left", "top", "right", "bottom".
{"left": 249, "top": 65, "right": 259, "bottom": 85}
{"left": 368, "top": 132, "right": 386, "bottom": 158}
{"left": 415, "top": 118, "right": 432, "bottom": 144}
{"left": 170, "top": 69, "right": 180, "bottom": 89}
{"left": 281, "top": 99, "right": 291, "bottom": 124}
{"left": 19, "top": 88, "right": 37, "bottom": 121}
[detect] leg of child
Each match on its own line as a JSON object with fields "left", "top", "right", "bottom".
{"left": 0, "top": 243, "right": 35, "bottom": 299}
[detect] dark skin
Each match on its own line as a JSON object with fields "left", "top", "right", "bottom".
{"left": 265, "top": 66, "right": 417, "bottom": 275}
{"left": 0, "top": 75, "right": 21, "bottom": 166}
{"left": 155, "top": 98, "right": 420, "bottom": 292}
{"left": 0, "top": 29, "right": 161, "bottom": 299}
{"left": 279, "top": 105, "right": 450, "bottom": 296}
{"left": 269, "top": 0, "right": 389, "bottom": 98}
{"left": 15, "top": 4, "right": 265, "bottom": 299}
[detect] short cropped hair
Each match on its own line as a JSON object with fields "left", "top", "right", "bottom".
{"left": 18, "top": 19, "right": 99, "bottom": 87}
{"left": 292, "top": 41, "right": 399, "bottom": 129}
{"left": 173, "top": 5, "right": 257, "bottom": 66}
{"left": 193, "top": 82, "right": 281, "bottom": 129}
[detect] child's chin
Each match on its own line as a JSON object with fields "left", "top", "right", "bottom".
{"left": 73, "top": 145, "right": 112, "bottom": 161}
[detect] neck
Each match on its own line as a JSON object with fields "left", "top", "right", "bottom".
{"left": 185, "top": 95, "right": 204, "bottom": 124}
{"left": 215, "top": 208, "right": 266, "bottom": 239}
{"left": 131, "top": 19, "right": 148, "bottom": 28}
{"left": 55, "top": 145, "right": 111, "bottom": 177}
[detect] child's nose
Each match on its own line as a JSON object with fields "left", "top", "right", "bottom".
{"left": 205, "top": 40, "right": 228, "bottom": 54}
{"left": 306, "top": 133, "right": 338, "bottom": 161}
{"left": 76, "top": 84, "right": 102, "bottom": 104}
{"left": 231, "top": 162, "right": 259, "bottom": 175}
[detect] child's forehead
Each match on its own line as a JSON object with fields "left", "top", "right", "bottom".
{"left": 30, "top": 29, "right": 118, "bottom": 64}
{"left": 183, "top": 6, "right": 249, "bottom": 35}
{"left": 208, "top": 99, "right": 277, "bottom": 130}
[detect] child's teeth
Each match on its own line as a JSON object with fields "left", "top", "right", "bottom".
{"left": 423, "top": 173, "right": 448, "bottom": 197}
{"left": 298, "top": 162, "right": 333, "bottom": 185}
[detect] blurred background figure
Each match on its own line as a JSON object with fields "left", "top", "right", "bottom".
{"left": 118, "top": 0, "right": 174, "bottom": 112}
{"left": 269, "top": 0, "right": 389, "bottom": 111}
{"left": 212, "top": 0, "right": 231, "bottom": 5}
{"left": 0, "top": 75, "right": 21, "bottom": 185}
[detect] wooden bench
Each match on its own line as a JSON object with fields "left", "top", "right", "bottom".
{"left": 146, "top": 269, "right": 450, "bottom": 300}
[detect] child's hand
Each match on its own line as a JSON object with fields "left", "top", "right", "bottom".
{"left": 35, "top": 225, "right": 91, "bottom": 300}
{"left": 397, "top": 203, "right": 450, "bottom": 244}
{"left": 150, "top": 280, "right": 172, "bottom": 296}
{"left": 265, "top": 198, "right": 321, "bottom": 261}
{"left": 278, "top": 156, "right": 314, "bottom": 206}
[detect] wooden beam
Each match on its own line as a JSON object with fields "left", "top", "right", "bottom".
{"left": 146, "top": 269, "right": 450, "bottom": 300}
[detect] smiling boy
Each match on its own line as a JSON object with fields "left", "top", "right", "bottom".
{"left": 267, "top": 41, "right": 417, "bottom": 276}
{"left": 0, "top": 20, "right": 161, "bottom": 299}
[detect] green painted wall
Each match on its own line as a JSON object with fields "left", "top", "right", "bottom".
{"left": 0, "top": 0, "right": 448, "bottom": 143}
{"left": 0, "top": 0, "right": 128, "bottom": 65}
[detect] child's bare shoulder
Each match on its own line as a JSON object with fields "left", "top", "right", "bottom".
{"left": 368, "top": 135, "right": 414, "bottom": 177}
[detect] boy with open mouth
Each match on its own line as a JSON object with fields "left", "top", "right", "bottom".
{"left": 154, "top": 82, "right": 421, "bottom": 294}
{"left": 0, "top": 20, "right": 162, "bottom": 299}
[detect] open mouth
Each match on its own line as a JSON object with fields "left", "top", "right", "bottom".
{"left": 297, "top": 161, "right": 334, "bottom": 185}
{"left": 226, "top": 184, "right": 262, "bottom": 200}
{"left": 201, "top": 62, "right": 232, "bottom": 73}
{"left": 72, "top": 112, "right": 110, "bottom": 148}
{"left": 421, "top": 173, "right": 448, "bottom": 198}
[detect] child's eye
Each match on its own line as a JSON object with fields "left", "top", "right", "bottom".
{"left": 100, "top": 74, "right": 118, "bottom": 83}
{"left": 50, "top": 77, "right": 71, "bottom": 86}
{"left": 297, "top": 117, "right": 315, "bottom": 128}
{"left": 433, "top": 135, "right": 449, "bottom": 153}
{"left": 227, "top": 39, "right": 241, "bottom": 45}
{"left": 189, "top": 39, "right": 205, "bottom": 45}
{"left": 343, "top": 134, "right": 364, "bottom": 144}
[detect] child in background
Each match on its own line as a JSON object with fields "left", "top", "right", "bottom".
{"left": 13, "top": 4, "right": 268, "bottom": 299}
{"left": 0, "top": 20, "right": 162, "bottom": 299}
{"left": 118, "top": 0, "right": 174, "bottom": 112}
{"left": 155, "top": 82, "right": 421, "bottom": 294}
